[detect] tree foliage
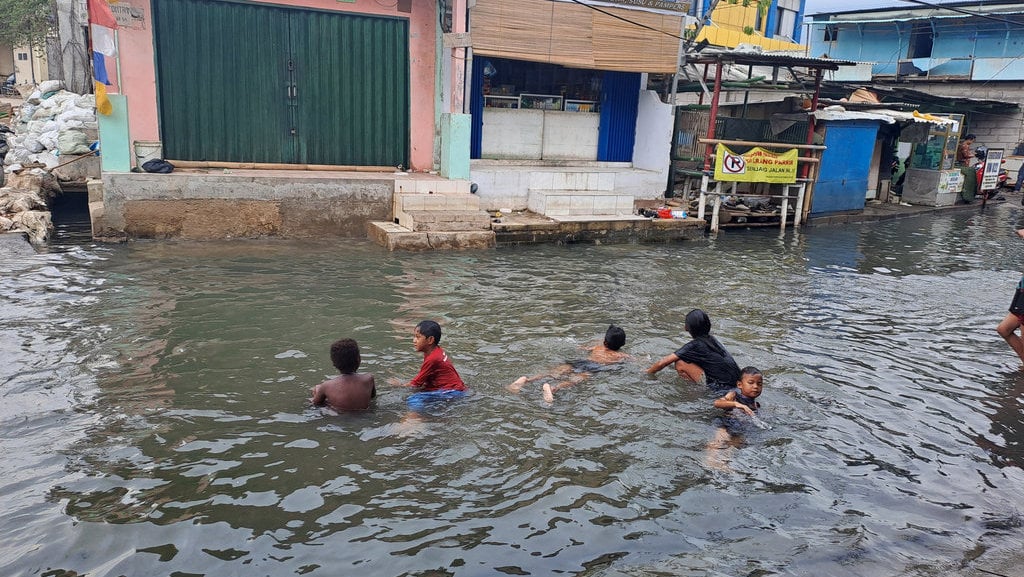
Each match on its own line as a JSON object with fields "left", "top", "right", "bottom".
{"left": 0, "top": 0, "right": 53, "bottom": 48}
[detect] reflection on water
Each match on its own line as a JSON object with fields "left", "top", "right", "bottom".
{"left": 3, "top": 206, "right": 1024, "bottom": 576}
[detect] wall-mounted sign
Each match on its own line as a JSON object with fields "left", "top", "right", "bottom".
{"left": 570, "top": 0, "right": 691, "bottom": 13}
{"left": 714, "top": 144, "right": 798, "bottom": 183}
{"left": 110, "top": 2, "right": 146, "bottom": 29}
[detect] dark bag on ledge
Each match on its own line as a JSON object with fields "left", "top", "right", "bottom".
{"left": 141, "top": 158, "right": 174, "bottom": 174}
{"left": 1010, "top": 276, "right": 1024, "bottom": 315}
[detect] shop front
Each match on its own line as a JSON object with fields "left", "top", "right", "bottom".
{"left": 901, "top": 113, "right": 965, "bottom": 206}
{"left": 465, "top": 0, "right": 688, "bottom": 212}
{"left": 474, "top": 57, "right": 606, "bottom": 161}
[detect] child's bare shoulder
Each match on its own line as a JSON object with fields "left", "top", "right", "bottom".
{"left": 590, "top": 346, "right": 629, "bottom": 363}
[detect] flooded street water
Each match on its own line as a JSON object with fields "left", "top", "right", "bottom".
{"left": 3, "top": 205, "right": 1024, "bottom": 576}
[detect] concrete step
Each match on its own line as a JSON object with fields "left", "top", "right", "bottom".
{"left": 395, "top": 192, "right": 480, "bottom": 212}
{"left": 367, "top": 221, "right": 495, "bottom": 251}
{"left": 398, "top": 209, "right": 493, "bottom": 232}
{"left": 394, "top": 178, "right": 471, "bottom": 195}
{"left": 528, "top": 171, "right": 616, "bottom": 192}
{"left": 527, "top": 189, "right": 635, "bottom": 217}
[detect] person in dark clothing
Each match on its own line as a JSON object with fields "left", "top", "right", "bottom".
{"left": 646, "top": 309, "right": 741, "bottom": 388}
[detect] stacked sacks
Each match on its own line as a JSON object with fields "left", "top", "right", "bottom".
{"left": 3, "top": 80, "right": 98, "bottom": 173}
{"left": 0, "top": 80, "right": 97, "bottom": 243}
{"left": 0, "top": 186, "right": 54, "bottom": 243}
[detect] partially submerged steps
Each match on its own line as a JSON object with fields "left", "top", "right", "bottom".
{"left": 371, "top": 182, "right": 496, "bottom": 250}
{"left": 527, "top": 189, "right": 637, "bottom": 218}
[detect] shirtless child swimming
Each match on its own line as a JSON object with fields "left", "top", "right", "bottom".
{"left": 509, "top": 325, "right": 629, "bottom": 402}
{"left": 310, "top": 338, "right": 376, "bottom": 411}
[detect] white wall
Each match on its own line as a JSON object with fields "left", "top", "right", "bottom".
{"left": 480, "top": 108, "right": 599, "bottom": 160}
{"left": 542, "top": 111, "right": 600, "bottom": 159}
{"left": 632, "top": 90, "right": 672, "bottom": 178}
{"left": 480, "top": 108, "right": 544, "bottom": 159}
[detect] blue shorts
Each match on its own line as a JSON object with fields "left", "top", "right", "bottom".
{"left": 406, "top": 389, "right": 467, "bottom": 410}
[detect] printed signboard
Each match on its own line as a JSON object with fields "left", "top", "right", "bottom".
{"left": 981, "top": 148, "right": 1004, "bottom": 191}
{"left": 713, "top": 144, "right": 798, "bottom": 183}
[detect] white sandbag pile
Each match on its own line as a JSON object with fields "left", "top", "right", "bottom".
{"left": 0, "top": 80, "right": 98, "bottom": 243}
{"left": 0, "top": 182, "right": 54, "bottom": 243}
{"left": 3, "top": 80, "right": 98, "bottom": 173}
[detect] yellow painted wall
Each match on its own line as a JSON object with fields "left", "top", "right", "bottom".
{"left": 696, "top": 2, "right": 803, "bottom": 51}
{"left": 12, "top": 44, "right": 47, "bottom": 85}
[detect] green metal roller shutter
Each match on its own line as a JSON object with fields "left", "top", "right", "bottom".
{"left": 151, "top": 0, "right": 409, "bottom": 167}
{"left": 291, "top": 10, "right": 410, "bottom": 167}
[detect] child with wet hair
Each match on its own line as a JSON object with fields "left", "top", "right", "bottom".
{"left": 706, "top": 366, "right": 766, "bottom": 471}
{"left": 395, "top": 320, "right": 466, "bottom": 392}
{"left": 509, "top": 324, "right": 630, "bottom": 403}
{"left": 310, "top": 338, "right": 377, "bottom": 411}
{"left": 713, "top": 366, "right": 764, "bottom": 416}
{"left": 647, "top": 308, "right": 741, "bottom": 388}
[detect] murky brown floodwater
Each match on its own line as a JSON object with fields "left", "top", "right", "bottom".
{"left": 2, "top": 204, "right": 1024, "bottom": 576}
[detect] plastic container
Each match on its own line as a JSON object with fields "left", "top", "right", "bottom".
{"left": 133, "top": 140, "right": 163, "bottom": 169}
{"left": 671, "top": 209, "right": 687, "bottom": 218}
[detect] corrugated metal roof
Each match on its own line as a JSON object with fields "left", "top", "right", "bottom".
{"left": 813, "top": 107, "right": 956, "bottom": 126}
{"left": 818, "top": 85, "right": 1020, "bottom": 111}
{"left": 807, "top": 0, "right": 1024, "bottom": 19}
{"left": 811, "top": 11, "right": 1024, "bottom": 24}
{"left": 688, "top": 47, "right": 860, "bottom": 70}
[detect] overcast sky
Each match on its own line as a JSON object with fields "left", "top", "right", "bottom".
{"left": 803, "top": 0, "right": 959, "bottom": 16}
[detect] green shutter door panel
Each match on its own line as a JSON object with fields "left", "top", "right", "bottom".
{"left": 153, "top": 0, "right": 294, "bottom": 163}
{"left": 152, "top": 1, "right": 410, "bottom": 166}
{"left": 291, "top": 11, "right": 409, "bottom": 168}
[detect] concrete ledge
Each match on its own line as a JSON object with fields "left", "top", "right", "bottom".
{"left": 367, "top": 221, "right": 496, "bottom": 251}
{"left": 402, "top": 210, "right": 492, "bottom": 232}
{"left": 494, "top": 214, "right": 705, "bottom": 246}
{"left": 102, "top": 171, "right": 394, "bottom": 239}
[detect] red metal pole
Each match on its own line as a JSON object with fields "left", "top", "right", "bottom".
{"left": 802, "top": 67, "right": 823, "bottom": 178}
{"left": 704, "top": 60, "right": 724, "bottom": 171}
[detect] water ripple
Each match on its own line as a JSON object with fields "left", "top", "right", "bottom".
{"left": 4, "top": 211, "right": 1024, "bottom": 575}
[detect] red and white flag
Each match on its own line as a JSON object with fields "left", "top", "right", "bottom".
{"left": 87, "top": 0, "right": 118, "bottom": 115}
{"left": 87, "top": 0, "right": 118, "bottom": 57}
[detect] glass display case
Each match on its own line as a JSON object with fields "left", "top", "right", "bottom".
{"left": 483, "top": 95, "right": 519, "bottom": 109}
{"left": 564, "top": 99, "right": 597, "bottom": 113}
{"left": 518, "top": 93, "right": 563, "bottom": 111}
{"left": 909, "top": 113, "right": 963, "bottom": 170}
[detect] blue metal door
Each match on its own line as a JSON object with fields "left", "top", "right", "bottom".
{"left": 812, "top": 120, "right": 880, "bottom": 215}
{"left": 598, "top": 71, "right": 640, "bottom": 162}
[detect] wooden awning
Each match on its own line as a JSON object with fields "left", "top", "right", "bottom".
{"left": 470, "top": 0, "right": 683, "bottom": 73}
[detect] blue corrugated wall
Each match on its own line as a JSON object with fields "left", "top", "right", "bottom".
{"left": 597, "top": 71, "right": 640, "bottom": 162}
{"left": 470, "top": 57, "right": 484, "bottom": 159}
{"left": 811, "top": 120, "right": 880, "bottom": 215}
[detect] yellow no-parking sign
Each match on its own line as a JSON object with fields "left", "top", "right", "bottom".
{"left": 714, "top": 144, "right": 798, "bottom": 183}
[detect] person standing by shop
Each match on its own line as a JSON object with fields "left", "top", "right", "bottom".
{"left": 958, "top": 133, "right": 978, "bottom": 203}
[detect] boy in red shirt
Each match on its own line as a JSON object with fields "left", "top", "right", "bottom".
{"left": 395, "top": 320, "right": 466, "bottom": 409}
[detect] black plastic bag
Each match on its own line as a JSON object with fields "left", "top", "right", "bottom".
{"left": 141, "top": 158, "right": 174, "bottom": 174}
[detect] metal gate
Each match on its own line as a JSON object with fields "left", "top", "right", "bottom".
{"left": 152, "top": 0, "right": 409, "bottom": 167}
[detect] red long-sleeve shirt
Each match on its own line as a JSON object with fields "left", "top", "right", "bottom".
{"left": 408, "top": 346, "right": 465, "bottom": 391}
